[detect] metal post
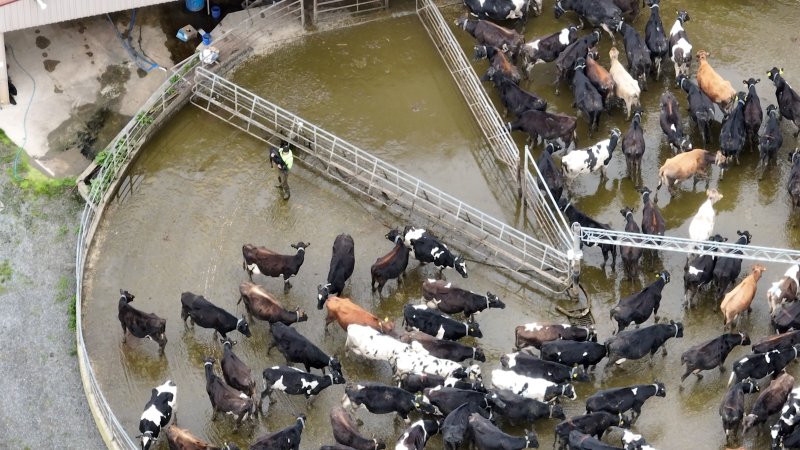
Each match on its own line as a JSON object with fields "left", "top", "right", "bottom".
{"left": 568, "top": 221, "right": 583, "bottom": 299}
{"left": 0, "top": 33, "right": 9, "bottom": 106}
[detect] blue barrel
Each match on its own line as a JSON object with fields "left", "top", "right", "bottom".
{"left": 185, "top": 0, "right": 205, "bottom": 12}
{"left": 211, "top": 5, "right": 221, "bottom": 19}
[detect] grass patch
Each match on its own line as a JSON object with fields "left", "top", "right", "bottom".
{"left": 0, "top": 128, "right": 12, "bottom": 146}
{"left": 8, "top": 157, "right": 76, "bottom": 197}
{"left": 68, "top": 294, "right": 77, "bottom": 331}
{"left": 0, "top": 260, "right": 12, "bottom": 284}
{"left": 56, "top": 225, "right": 69, "bottom": 239}
{"left": 55, "top": 276, "right": 71, "bottom": 303}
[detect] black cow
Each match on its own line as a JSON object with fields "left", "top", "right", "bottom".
{"left": 683, "top": 234, "right": 726, "bottom": 308}
{"left": 343, "top": 382, "right": 436, "bottom": 421}
{"left": 203, "top": 357, "right": 254, "bottom": 429}
{"left": 618, "top": 207, "right": 643, "bottom": 281}
{"left": 554, "top": 0, "right": 622, "bottom": 42}
{"left": 558, "top": 198, "right": 617, "bottom": 267}
{"left": 400, "top": 331, "right": 486, "bottom": 362}
{"left": 250, "top": 414, "right": 306, "bottom": 450}
{"left": 424, "top": 386, "right": 502, "bottom": 416}
{"left": 719, "top": 91, "right": 747, "bottom": 172}
{"left": 659, "top": 91, "right": 691, "bottom": 153}
{"left": 605, "top": 321, "right": 683, "bottom": 366}
{"left": 403, "top": 304, "right": 482, "bottom": 341}
{"left": 614, "top": 20, "right": 650, "bottom": 90}
{"left": 261, "top": 365, "right": 345, "bottom": 403}
{"left": 138, "top": 380, "right": 177, "bottom": 450}
{"left": 743, "top": 78, "right": 764, "bottom": 148}
{"left": 395, "top": 419, "right": 440, "bottom": 450}
{"left": 719, "top": 380, "right": 759, "bottom": 438}
{"left": 220, "top": 337, "right": 256, "bottom": 403}
{"left": 758, "top": 104, "right": 784, "bottom": 175}
{"left": 442, "top": 402, "right": 488, "bottom": 450}
{"left": 571, "top": 57, "right": 604, "bottom": 134}
{"left": 370, "top": 229, "right": 410, "bottom": 296}
{"left": 514, "top": 322, "right": 597, "bottom": 350}
{"left": 568, "top": 430, "right": 624, "bottom": 449}
{"left": 767, "top": 67, "right": 800, "bottom": 137}
{"left": 743, "top": 372, "right": 795, "bottom": 434}
{"left": 468, "top": 413, "right": 538, "bottom": 449}
{"left": 268, "top": 322, "right": 342, "bottom": 376}
{"left": 537, "top": 141, "right": 565, "bottom": 201}
{"left": 242, "top": 241, "right": 310, "bottom": 293}
{"left": 677, "top": 73, "right": 716, "bottom": 146}
{"left": 728, "top": 345, "right": 800, "bottom": 386}
{"left": 554, "top": 30, "right": 602, "bottom": 91}
{"left": 476, "top": 45, "right": 522, "bottom": 85}
{"left": 406, "top": 235, "right": 468, "bottom": 279}
{"left": 507, "top": 109, "right": 579, "bottom": 149}
{"left": 610, "top": 271, "right": 670, "bottom": 332}
{"left": 492, "top": 72, "right": 548, "bottom": 117}
{"left": 492, "top": 388, "right": 565, "bottom": 426}
{"left": 519, "top": 25, "right": 580, "bottom": 75}
{"left": 318, "top": 234, "right": 355, "bottom": 308}
{"left": 422, "top": 278, "right": 505, "bottom": 321}
{"left": 330, "top": 406, "right": 386, "bottom": 450}
{"left": 554, "top": 412, "right": 627, "bottom": 450}
{"left": 540, "top": 340, "right": 607, "bottom": 371}
{"left": 680, "top": 332, "right": 750, "bottom": 382}
{"left": 117, "top": 289, "right": 167, "bottom": 354}
{"left": 643, "top": 0, "right": 668, "bottom": 80}
{"left": 773, "top": 300, "right": 800, "bottom": 334}
{"left": 501, "top": 351, "right": 588, "bottom": 383}
{"left": 398, "top": 371, "right": 486, "bottom": 394}
{"left": 585, "top": 383, "right": 666, "bottom": 422}
{"left": 790, "top": 149, "right": 800, "bottom": 213}
{"left": 753, "top": 330, "right": 800, "bottom": 354}
{"left": 622, "top": 110, "right": 645, "bottom": 182}
{"left": 463, "top": 0, "right": 532, "bottom": 21}
{"left": 455, "top": 16, "right": 524, "bottom": 59}
{"left": 180, "top": 292, "right": 250, "bottom": 339}
{"left": 712, "top": 230, "right": 752, "bottom": 299}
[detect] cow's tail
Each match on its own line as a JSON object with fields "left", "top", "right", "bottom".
{"left": 727, "top": 371, "right": 736, "bottom": 387}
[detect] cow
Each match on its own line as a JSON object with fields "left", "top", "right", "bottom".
{"left": 609, "top": 46, "right": 641, "bottom": 119}
{"left": 138, "top": 380, "right": 177, "bottom": 450}
{"left": 770, "top": 386, "right": 800, "bottom": 449}
{"left": 539, "top": 336, "right": 608, "bottom": 370}
{"left": 570, "top": 57, "right": 605, "bottom": 134}
{"left": 422, "top": 278, "right": 505, "bottom": 321}
{"left": 329, "top": 406, "right": 386, "bottom": 450}
{"left": 680, "top": 332, "right": 750, "bottom": 382}
{"left": 537, "top": 141, "right": 565, "bottom": 201}
{"left": 772, "top": 301, "right": 800, "bottom": 334}
{"left": 468, "top": 413, "right": 538, "bottom": 449}
{"left": 370, "top": 229, "right": 410, "bottom": 297}
{"left": 758, "top": 104, "right": 784, "bottom": 176}
{"left": 501, "top": 351, "right": 588, "bottom": 383}
{"left": 790, "top": 149, "right": 800, "bottom": 212}
{"left": 561, "top": 128, "right": 622, "bottom": 186}
{"left": 656, "top": 150, "right": 727, "bottom": 198}
{"left": 554, "top": 412, "right": 628, "bottom": 450}
{"left": 618, "top": 207, "right": 643, "bottom": 281}
{"left": 242, "top": 241, "right": 309, "bottom": 293}
{"left": 728, "top": 345, "right": 800, "bottom": 387}
{"left": 520, "top": 25, "right": 580, "bottom": 75}
{"left": 622, "top": 109, "right": 645, "bottom": 182}
{"left": 342, "top": 382, "right": 436, "bottom": 422}
{"left": 767, "top": 67, "right": 800, "bottom": 137}
{"left": 219, "top": 337, "right": 256, "bottom": 408}
{"left": 767, "top": 265, "right": 800, "bottom": 317}
{"left": 753, "top": 330, "right": 800, "bottom": 354}
{"left": 165, "top": 425, "right": 230, "bottom": 450}
{"left": 696, "top": 50, "right": 737, "bottom": 112}
{"left": 442, "top": 402, "right": 488, "bottom": 450}
{"left": 605, "top": 321, "right": 683, "bottom": 366}
{"left": 261, "top": 365, "right": 345, "bottom": 404}
{"left": 554, "top": 0, "right": 622, "bottom": 42}
{"left": 743, "top": 78, "right": 764, "bottom": 148}
{"left": 639, "top": 187, "right": 665, "bottom": 239}
{"left": 683, "top": 234, "right": 726, "bottom": 309}
{"left": 117, "top": 289, "right": 167, "bottom": 354}
{"left": 584, "top": 49, "right": 615, "bottom": 109}
{"left": 180, "top": 292, "right": 251, "bottom": 340}
{"left": 554, "top": 30, "right": 602, "bottom": 92}
{"left": 712, "top": 230, "right": 752, "bottom": 300}
{"left": 268, "top": 321, "right": 343, "bottom": 376}
{"left": 585, "top": 383, "right": 666, "bottom": 422}
{"left": 719, "top": 92, "right": 748, "bottom": 172}
{"left": 677, "top": 74, "right": 716, "bottom": 147}
{"left": 567, "top": 430, "right": 625, "bottom": 450}
{"left": 455, "top": 16, "right": 524, "bottom": 59}
{"left": 424, "top": 385, "right": 503, "bottom": 416}
{"left": 203, "top": 357, "right": 254, "bottom": 429}
{"left": 514, "top": 322, "right": 597, "bottom": 350}
{"left": 400, "top": 330, "right": 486, "bottom": 363}
{"left": 403, "top": 304, "right": 482, "bottom": 341}
{"left": 492, "top": 388, "right": 566, "bottom": 426}
{"left": 688, "top": 189, "right": 723, "bottom": 245}
{"left": 614, "top": 20, "right": 650, "bottom": 90}
{"left": 743, "top": 372, "right": 795, "bottom": 434}
{"left": 659, "top": 91, "right": 691, "bottom": 154}
{"left": 476, "top": 45, "right": 522, "bottom": 85}
{"left": 238, "top": 281, "right": 308, "bottom": 325}
{"left": 249, "top": 414, "right": 306, "bottom": 450}
{"left": 610, "top": 271, "right": 670, "bottom": 333}
{"left": 720, "top": 264, "right": 766, "bottom": 330}
{"left": 391, "top": 350, "right": 481, "bottom": 381}
{"left": 347, "top": 324, "right": 414, "bottom": 362}
{"left": 324, "top": 295, "right": 395, "bottom": 334}
{"left": 395, "top": 419, "right": 440, "bottom": 450}
{"left": 398, "top": 372, "right": 486, "bottom": 394}
{"left": 719, "top": 380, "right": 759, "bottom": 439}
{"left": 318, "top": 234, "right": 355, "bottom": 309}
{"left": 643, "top": 0, "right": 668, "bottom": 80}
{"left": 406, "top": 234, "right": 468, "bottom": 279}
{"left": 507, "top": 108, "right": 578, "bottom": 150}
{"left": 668, "top": 10, "right": 692, "bottom": 77}
{"left": 492, "top": 72, "right": 548, "bottom": 117}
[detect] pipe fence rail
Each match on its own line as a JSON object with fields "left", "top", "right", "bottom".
{"left": 313, "top": 0, "right": 388, "bottom": 24}
{"left": 190, "top": 66, "right": 573, "bottom": 291}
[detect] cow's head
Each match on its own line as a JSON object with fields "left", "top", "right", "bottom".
{"left": 736, "top": 230, "right": 753, "bottom": 245}
{"left": 561, "top": 383, "right": 577, "bottom": 400}
{"left": 554, "top": 0, "right": 565, "bottom": 18}
{"left": 524, "top": 431, "right": 539, "bottom": 449}
{"left": 654, "top": 381, "right": 667, "bottom": 397}
{"left": 330, "top": 367, "right": 346, "bottom": 385}
{"left": 714, "top": 151, "right": 729, "bottom": 169}
{"left": 454, "top": 16, "right": 468, "bottom": 30}
{"left": 139, "top": 430, "right": 155, "bottom": 450}
{"left": 120, "top": 289, "right": 135, "bottom": 303}
{"left": 657, "top": 271, "right": 671, "bottom": 284}
{"left": 236, "top": 316, "right": 251, "bottom": 337}
{"left": 668, "top": 320, "right": 684, "bottom": 338}
{"left": 486, "top": 292, "right": 505, "bottom": 310}
{"left": 767, "top": 67, "right": 784, "bottom": 84}
{"left": 220, "top": 337, "right": 236, "bottom": 349}
{"left": 454, "top": 255, "right": 468, "bottom": 278}
{"left": 385, "top": 229, "right": 402, "bottom": 243}
{"left": 767, "top": 103, "right": 780, "bottom": 118}
{"left": 570, "top": 366, "right": 589, "bottom": 382}
{"left": 790, "top": 148, "right": 800, "bottom": 166}
{"left": 295, "top": 307, "right": 309, "bottom": 323}
{"left": 317, "top": 284, "right": 331, "bottom": 310}
{"left": 329, "top": 357, "right": 343, "bottom": 375}
{"left": 290, "top": 241, "right": 310, "bottom": 251}
{"left": 549, "top": 402, "right": 566, "bottom": 419}
{"left": 413, "top": 392, "right": 438, "bottom": 415}
{"left": 587, "top": 325, "right": 598, "bottom": 342}
{"left": 466, "top": 321, "right": 483, "bottom": 338}
{"left": 676, "top": 9, "right": 690, "bottom": 24}
{"left": 472, "top": 346, "right": 487, "bottom": 362}
{"left": 473, "top": 45, "right": 489, "bottom": 61}
{"left": 743, "top": 77, "right": 761, "bottom": 90}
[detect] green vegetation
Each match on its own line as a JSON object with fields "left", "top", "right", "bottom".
{"left": 0, "top": 128, "right": 12, "bottom": 146}
{"left": 55, "top": 275, "right": 71, "bottom": 303}
{"left": 57, "top": 224, "right": 69, "bottom": 239}
{"left": 6, "top": 155, "right": 75, "bottom": 197}
{"left": 68, "top": 294, "right": 77, "bottom": 331}
{"left": 0, "top": 260, "right": 12, "bottom": 284}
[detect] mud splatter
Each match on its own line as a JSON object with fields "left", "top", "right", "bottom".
{"left": 43, "top": 60, "right": 60, "bottom": 72}
{"left": 86, "top": 52, "right": 93, "bottom": 57}
{"left": 42, "top": 52, "right": 47, "bottom": 58}
{"left": 54, "top": 85, "right": 63, "bottom": 94}
{"left": 136, "top": 68, "right": 148, "bottom": 78}
{"left": 84, "top": 44, "right": 90, "bottom": 50}
{"left": 78, "top": 22, "right": 86, "bottom": 34}
{"left": 35, "top": 36, "right": 50, "bottom": 49}
{"left": 34, "top": 29, "right": 40, "bottom": 34}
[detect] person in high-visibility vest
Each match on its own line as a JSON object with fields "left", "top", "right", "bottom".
{"left": 269, "top": 140, "right": 293, "bottom": 200}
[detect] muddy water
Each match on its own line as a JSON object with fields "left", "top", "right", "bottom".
{"left": 84, "top": 2, "right": 800, "bottom": 449}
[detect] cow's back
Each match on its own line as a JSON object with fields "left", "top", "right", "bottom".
{"left": 327, "top": 296, "right": 382, "bottom": 331}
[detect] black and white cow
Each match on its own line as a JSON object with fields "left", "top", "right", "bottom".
{"left": 400, "top": 330, "right": 486, "bottom": 363}
{"left": 391, "top": 350, "right": 481, "bottom": 381}
{"left": 422, "top": 278, "right": 505, "bottom": 321}
{"left": 659, "top": 91, "right": 691, "bottom": 153}
{"left": 347, "top": 324, "right": 413, "bottom": 362}
{"left": 683, "top": 234, "right": 726, "bottom": 308}
{"left": 712, "top": 230, "right": 752, "bottom": 299}
{"left": 771, "top": 386, "right": 800, "bottom": 449}
{"left": 464, "top": 0, "right": 532, "bottom": 21}
{"left": 268, "top": 321, "right": 343, "bottom": 376}
{"left": 396, "top": 419, "right": 441, "bottom": 450}
{"left": 318, "top": 234, "right": 356, "bottom": 309}
{"left": 540, "top": 339, "right": 608, "bottom": 371}
{"left": 492, "top": 72, "right": 548, "bottom": 117}
{"left": 250, "top": 414, "right": 306, "bottom": 450}
{"left": 719, "top": 380, "right": 759, "bottom": 438}
{"left": 330, "top": 406, "right": 386, "bottom": 450}
{"left": 767, "top": 265, "right": 800, "bottom": 318}
{"left": 118, "top": 289, "right": 168, "bottom": 354}
{"left": 561, "top": 127, "right": 622, "bottom": 184}
{"left": 773, "top": 300, "right": 800, "bottom": 334}
{"left": 753, "top": 330, "right": 800, "bottom": 354}
{"left": 180, "top": 292, "right": 251, "bottom": 339}
{"left": 585, "top": 383, "right": 666, "bottom": 422}
{"left": 605, "top": 321, "right": 683, "bottom": 366}
{"left": 424, "top": 385, "right": 502, "bottom": 416}
{"left": 514, "top": 322, "right": 597, "bottom": 350}
{"left": 554, "top": 412, "right": 627, "bottom": 450}
{"left": 743, "top": 372, "right": 795, "bottom": 434}
{"left": 668, "top": 10, "right": 692, "bottom": 77}
{"left": 442, "top": 402, "right": 488, "bottom": 450}
{"left": 261, "top": 365, "right": 345, "bottom": 403}
{"left": 677, "top": 73, "right": 716, "bottom": 147}
{"left": 491, "top": 369, "right": 577, "bottom": 402}
{"left": 343, "top": 382, "right": 436, "bottom": 421}
{"left": 406, "top": 235, "right": 468, "bottom": 279}
{"left": 728, "top": 345, "right": 800, "bottom": 387}
{"left": 403, "top": 304, "right": 483, "bottom": 341}
{"left": 491, "top": 388, "right": 566, "bottom": 426}
{"left": 138, "top": 380, "right": 177, "bottom": 450}
{"left": 643, "top": 0, "right": 668, "bottom": 80}
{"left": 554, "top": 0, "right": 622, "bottom": 42}
{"left": 767, "top": 67, "right": 800, "bottom": 138}
{"left": 501, "top": 351, "right": 588, "bottom": 383}
{"left": 398, "top": 372, "right": 486, "bottom": 394}
{"left": 680, "top": 332, "right": 750, "bottom": 382}
{"left": 455, "top": 16, "right": 525, "bottom": 59}
{"left": 758, "top": 104, "right": 784, "bottom": 174}
{"left": 469, "top": 413, "right": 539, "bottom": 450}
{"left": 610, "top": 271, "right": 670, "bottom": 333}
{"left": 519, "top": 25, "right": 580, "bottom": 75}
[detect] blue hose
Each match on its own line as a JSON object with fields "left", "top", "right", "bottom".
{"left": 107, "top": 10, "right": 162, "bottom": 72}
{"left": 7, "top": 46, "right": 35, "bottom": 181}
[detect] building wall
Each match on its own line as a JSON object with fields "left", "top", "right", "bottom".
{"left": 1, "top": 0, "right": 179, "bottom": 33}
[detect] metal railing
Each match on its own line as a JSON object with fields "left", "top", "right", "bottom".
{"left": 415, "top": 0, "right": 573, "bottom": 254}
{"left": 191, "top": 66, "right": 573, "bottom": 291}
{"left": 312, "top": 0, "right": 389, "bottom": 24}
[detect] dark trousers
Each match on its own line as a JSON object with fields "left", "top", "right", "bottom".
{"left": 277, "top": 169, "right": 290, "bottom": 199}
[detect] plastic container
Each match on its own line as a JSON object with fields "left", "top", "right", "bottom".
{"left": 185, "top": 0, "right": 205, "bottom": 12}
{"left": 211, "top": 5, "right": 221, "bottom": 19}
{"left": 202, "top": 33, "right": 212, "bottom": 45}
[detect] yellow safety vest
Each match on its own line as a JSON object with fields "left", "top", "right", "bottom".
{"left": 279, "top": 147, "right": 293, "bottom": 170}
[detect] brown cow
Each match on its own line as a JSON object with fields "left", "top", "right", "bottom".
{"left": 696, "top": 50, "right": 737, "bottom": 112}
{"left": 721, "top": 265, "right": 767, "bottom": 330}
{"left": 514, "top": 322, "right": 596, "bottom": 350}
{"left": 324, "top": 296, "right": 395, "bottom": 334}
{"left": 238, "top": 281, "right": 308, "bottom": 325}
{"left": 585, "top": 48, "right": 615, "bottom": 107}
{"left": 117, "top": 289, "right": 167, "bottom": 354}
{"left": 656, "top": 149, "right": 727, "bottom": 197}
{"left": 165, "top": 425, "right": 232, "bottom": 450}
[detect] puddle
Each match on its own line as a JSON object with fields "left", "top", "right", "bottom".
{"left": 43, "top": 60, "right": 60, "bottom": 72}
{"left": 35, "top": 35, "right": 50, "bottom": 49}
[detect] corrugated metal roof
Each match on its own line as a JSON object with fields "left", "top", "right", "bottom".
{"left": 1, "top": 0, "right": 181, "bottom": 33}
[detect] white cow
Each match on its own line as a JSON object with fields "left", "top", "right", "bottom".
{"left": 346, "top": 324, "right": 422, "bottom": 362}
{"left": 688, "top": 189, "right": 723, "bottom": 245}
{"left": 391, "top": 351, "right": 480, "bottom": 381}
{"left": 490, "top": 369, "right": 575, "bottom": 402}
